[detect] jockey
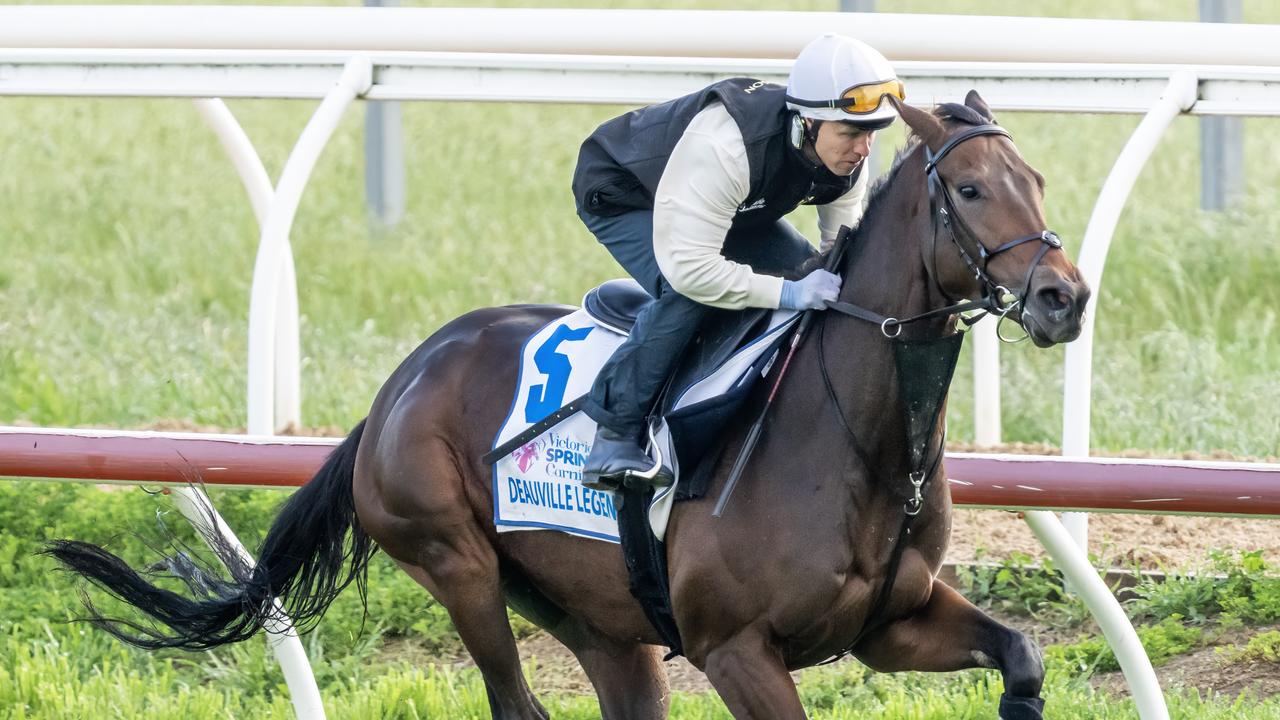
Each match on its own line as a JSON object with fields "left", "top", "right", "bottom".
{"left": 573, "top": 34, "right": 903, "bottom": 491}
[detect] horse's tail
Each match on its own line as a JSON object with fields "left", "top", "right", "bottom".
{"left": 43, "top": 419, "right": 375, "bottom": 651}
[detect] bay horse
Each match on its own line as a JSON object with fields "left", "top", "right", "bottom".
{"left": 47, "top": 92, "right": 1089, "bottom": 719}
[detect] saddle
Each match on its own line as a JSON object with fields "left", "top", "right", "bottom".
{"left": 490, "top": 279, "right": 797, "bottom": 501}
{"left": 582, "top": 278, "right": 650, "bottom": 334}
{"left": 584, "top": 280, "right": 796, "bottom": 497}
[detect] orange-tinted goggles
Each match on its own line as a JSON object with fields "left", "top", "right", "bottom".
{"left": 787, "top": 78, "right": 905, "bottom": 115}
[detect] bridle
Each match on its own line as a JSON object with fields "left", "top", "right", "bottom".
{"left": 922, "top": 124, "right": 1062, "bottom": 339}
{"left": 826, "top": 123, "right": 1063, "bottom": 341}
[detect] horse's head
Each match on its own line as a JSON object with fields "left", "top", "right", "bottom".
{"left": 890, "top": 92, "right": 1090, "bottom": 347}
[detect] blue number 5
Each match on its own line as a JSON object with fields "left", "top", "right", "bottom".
{"left": 525, "top": 324, "right": 593, "bottom": 423}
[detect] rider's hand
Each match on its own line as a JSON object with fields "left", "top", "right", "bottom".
{"left": 779, "top": 269, "right": 842, "bottom": 311}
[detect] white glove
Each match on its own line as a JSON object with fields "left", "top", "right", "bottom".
{"left": 779, "top": 269, "right": 842, "bottom": 311}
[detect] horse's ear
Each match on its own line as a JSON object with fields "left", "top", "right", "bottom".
{"left": 964, "top": 90, "right": 996, "bottom": 123}
{"left": 886, "top": 95, "right": 946, "bottom": 150}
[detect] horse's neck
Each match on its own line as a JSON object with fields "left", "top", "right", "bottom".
{"left": 841, "top": 160, "right": 941, "bottom": 328}
{"left": 797, "top": 149, "right": 951, "bottom": 469}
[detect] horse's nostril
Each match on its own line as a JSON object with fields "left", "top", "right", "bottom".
{"left": 1036, "top": 286, "right": 1070, "bottom": 314}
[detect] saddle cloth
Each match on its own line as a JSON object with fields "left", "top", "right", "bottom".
{"left": 490, "top": 280, "right": 799, "bottom": 543}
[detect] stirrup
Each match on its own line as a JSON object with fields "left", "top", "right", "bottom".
{"left": 621, "top": 464, "right": 673, "bottom": 490}
{"left": 621, "top": 423, "right": 672, "bottom": 490}
{"left": 582, "top": 472, "right": 623, "bottom": 492}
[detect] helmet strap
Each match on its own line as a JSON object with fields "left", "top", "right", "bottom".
{"left": 808, "top": 119, "right": 824, "bottom": 146}
{"left": 788, "top": 115, "right": 833, "bottom": 175}
{"left": 790, "top": 115, "right": 823, "bottom": 150}
{"left": 799, "top": 118, "right": 824, "bottom": 167}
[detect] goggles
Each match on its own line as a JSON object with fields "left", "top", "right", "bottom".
{"left": 785, "top": 78, "right": 906, "bottom": 115}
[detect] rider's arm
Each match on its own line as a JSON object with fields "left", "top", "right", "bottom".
{"left": 652, "top": 104, "right": 784, "bottom": 310}
{"left": 817, "top": 165, "right": 870, "bottom": 251}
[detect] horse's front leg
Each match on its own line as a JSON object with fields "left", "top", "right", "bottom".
{"left": 700, "top": 630, "right": 808, "bottom": 720}
{"left": 852, "top": 579, "right": 1045, "bottom": 720}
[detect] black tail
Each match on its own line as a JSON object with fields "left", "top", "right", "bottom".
{"left": 42, "top": 419, "right": 375, "bottom": 651}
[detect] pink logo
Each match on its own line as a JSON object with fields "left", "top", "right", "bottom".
{"left": 513, "top": 441, "right": 541, "bottom": 473}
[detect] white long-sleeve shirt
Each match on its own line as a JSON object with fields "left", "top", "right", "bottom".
{"left": 652, "top": 101, "right": 869, "bottom": 310}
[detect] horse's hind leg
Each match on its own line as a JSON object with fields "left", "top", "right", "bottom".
{"left": 396, "top": 558, "right": 548, "bottom": 720}
{"left": 853, "top": 579, "right": 1045, "bottom": 720}
{"left": 544, "top": 616, "right": 671, "bottom": 720}
{"left": 362, "top": 428, "right": 549, "bottom": 720}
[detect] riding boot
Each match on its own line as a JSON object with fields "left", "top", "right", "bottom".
{"left": 582, "top": 426, "right": 669, "bottom": 491}
{"left": 582, "top": 280, "right": 708, "bottom": 491}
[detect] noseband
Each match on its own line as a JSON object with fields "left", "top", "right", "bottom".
{"left": 923, "top": 124, "right": 1062, "bottom": 333}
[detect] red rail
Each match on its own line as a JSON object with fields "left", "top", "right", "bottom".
{"left": 1, "top": 427, "right": 1277, "bottom": 516}
{"left": 945, "top": 452, "right": 1279, "bottom": 516}
{"left": 0, "top": 427, "right": 337, "bottom": 488}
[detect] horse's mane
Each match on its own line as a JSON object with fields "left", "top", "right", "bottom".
{"left": 933, "top": 101, "right": 994, "bottom": 128}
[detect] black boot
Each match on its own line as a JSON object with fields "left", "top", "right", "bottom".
{"left": 582, "top": 426, "right": 669, "bottom": 491}
{"left": 998, "top": 694, "right": 1044, "bottom": 720}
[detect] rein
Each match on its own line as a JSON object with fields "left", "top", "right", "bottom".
{"left": 826, "top": 294, "right": 997, "bottom": 339}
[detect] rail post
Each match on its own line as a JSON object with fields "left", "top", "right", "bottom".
{"left": 190, "top": 101, "right": 326, "bottom": 719}
{"left": 1060, "top": 71, "right": 1199, "bottom": 550}
{"left": 245, "top": 56, "right": 373, "bottom": 435}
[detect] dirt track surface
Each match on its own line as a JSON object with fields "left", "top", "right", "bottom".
{"left": 1089, "top": 623, "right": 1280, "bottom": 701}
{"left": 948, "top": 509, "right": 1280, "bottom": 570}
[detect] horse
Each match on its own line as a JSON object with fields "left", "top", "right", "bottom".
{"left": 46, "top": 91, "right": 1089, "bottom": 719}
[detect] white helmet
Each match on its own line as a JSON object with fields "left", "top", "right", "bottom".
{"left": 786, "top": 34, "right": 902, "bottom": 126}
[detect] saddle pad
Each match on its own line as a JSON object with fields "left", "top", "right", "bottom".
{"left": 491, "top": 302, "right": 801, "bottom": 543}
{"left": 492, "top": 309, "right": 626, "bottom": 542}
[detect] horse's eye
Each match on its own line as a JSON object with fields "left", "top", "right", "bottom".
{"left": 959, "top": 185, "right": 981, "bottom": 200}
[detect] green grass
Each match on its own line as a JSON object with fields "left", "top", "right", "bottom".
{"left": 1219, "top": 630, "right": 1280, "bottom": 665}
{"left": 1048, "top": 616, "right": 1206, "bottom": 674}
{"left": 3, "top": 0, "right": 1280, "bottom": 716}
{"left": 5, "top": 624, "right": 1280, "bottom": 719}
{"left": 2, "top": 480, "right": 1278, "bottom": 717}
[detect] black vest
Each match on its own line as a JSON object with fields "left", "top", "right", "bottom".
{"left": 571, "top": 78, "right": 860, "bottom": 229}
